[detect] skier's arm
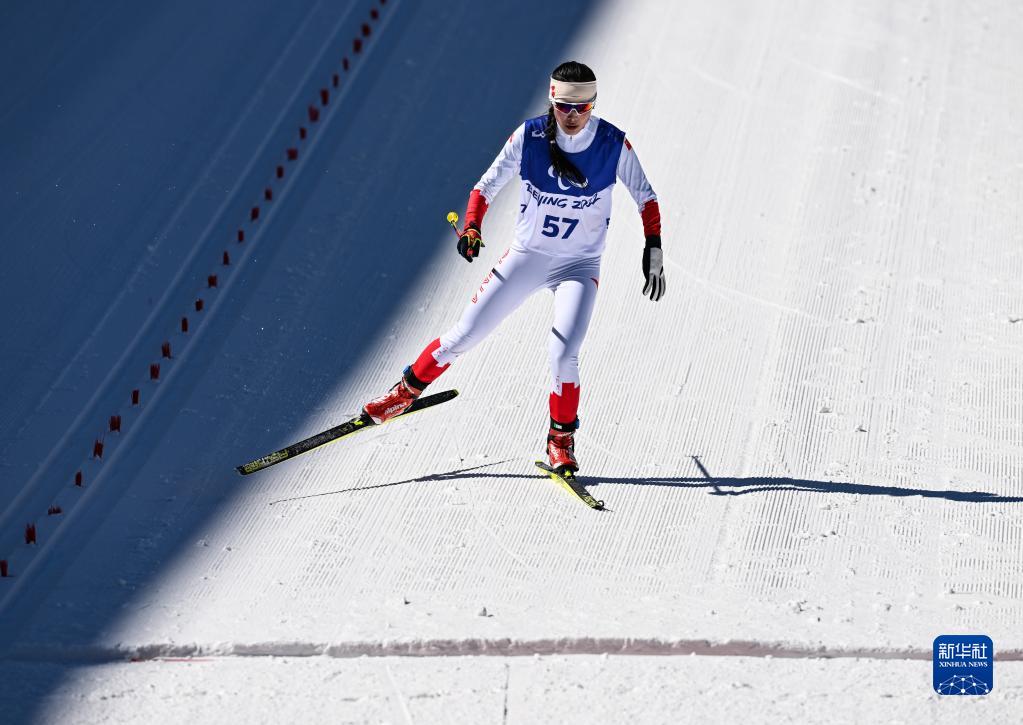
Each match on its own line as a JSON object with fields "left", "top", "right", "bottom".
{"left": 617, "top": 139, "right": 664, "bottom": 301}
{"left": 617, "top": 137, "right": 661, "bottom": 237}
{"left": 463, "top": 124, "right": 525, "bottom": 230}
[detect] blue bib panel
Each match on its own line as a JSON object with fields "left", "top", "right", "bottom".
{"left": 520, "top": 115, "right": 625, "bottom": 196}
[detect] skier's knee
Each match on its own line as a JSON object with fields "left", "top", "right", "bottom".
{"left": 548, "top": 352, "right": 579, "bottom": 381}
{"left": 548, "top": 329, "right": 579, "bottom": 372}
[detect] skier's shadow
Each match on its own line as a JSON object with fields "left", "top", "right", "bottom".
{"left": 269, "top": 457, "right": 1023, "bottom": 505}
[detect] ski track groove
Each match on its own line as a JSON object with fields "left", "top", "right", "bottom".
{"left": 5, "top": 638, "right": 1023, "bottom": 664}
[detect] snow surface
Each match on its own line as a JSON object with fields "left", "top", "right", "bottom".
{"left": 2, "top": 0, "right": 1022, "bottom": 722}
{"left": 3, "top": 656, "right": 1022, "bottom": 725}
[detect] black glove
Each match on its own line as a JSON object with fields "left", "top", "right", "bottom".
{"left": 457, "top": 222, "right": 483, "bottom": 263}
{"left": 642, "top": 235, "right": 665, "bottom": 301}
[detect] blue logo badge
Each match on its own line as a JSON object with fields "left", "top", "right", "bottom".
{"left": 933, "top": 635, "right": 993, "bottom": 695}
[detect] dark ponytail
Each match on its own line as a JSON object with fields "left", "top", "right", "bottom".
{"left": 546, "top": 61, "right": 595, "bottom": 189}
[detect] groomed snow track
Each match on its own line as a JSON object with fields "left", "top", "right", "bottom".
{"left": 2, "top": 0, "right": 1022, "bottom": 722}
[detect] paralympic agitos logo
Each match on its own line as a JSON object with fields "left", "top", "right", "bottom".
{"left": 548, "top": 165, "right": 588, "bottom": 190}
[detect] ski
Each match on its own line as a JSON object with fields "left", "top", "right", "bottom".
{"left": 534, "top": 461, "right": 605, "bottom": 510}
{"left": 236, "top": 389, "right": 459, "bottom": 475}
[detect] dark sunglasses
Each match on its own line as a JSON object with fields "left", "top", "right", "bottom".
{"left": 552, "top": 100, "right": 595, "bottom": 114}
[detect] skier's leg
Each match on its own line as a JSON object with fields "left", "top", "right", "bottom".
{"left": 545, "top": 267, "right": 599, "bottom": 471}
{"left": 366, "top": 250, "right": 544, "bottom": 423}
{"left": 548, "top": 274, "right": 599, "bottom": 427}
{"left": 409, "top": 248, "right": 547, "bottom": 384}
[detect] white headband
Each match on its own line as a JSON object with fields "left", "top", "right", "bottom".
{"left": 549, "top": 78, "right": 597, "bottom": 104}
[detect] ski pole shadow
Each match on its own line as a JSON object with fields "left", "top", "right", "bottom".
{"left": 268, "top": 460, "right": 517, "bottom": 505}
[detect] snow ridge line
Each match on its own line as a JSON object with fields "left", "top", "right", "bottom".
{"left": 0, "top": 0, "right": 399, "bottom": 599}
{"left": 5, "top": 638, "right": 1022, "bottom": 663}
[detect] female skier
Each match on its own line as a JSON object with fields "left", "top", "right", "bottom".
{"left": 361, "top": 61, "right": 664, "bottom": 474}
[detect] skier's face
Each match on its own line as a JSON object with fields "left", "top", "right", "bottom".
{"left": 553, "top": 104, "right": 592, "bottom": 135}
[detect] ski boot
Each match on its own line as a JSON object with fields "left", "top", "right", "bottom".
{"left": 362, "top": 367, "right": 424, "bottom": 424}
{"left": 546, "top": 418, "right": 579, "bottom": 474}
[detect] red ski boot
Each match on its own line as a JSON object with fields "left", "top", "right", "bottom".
{"left": 363, "top": 370, "right": 423, "bottom": 424}
{"left": 547, "top": 428, "right": 579, "bottom": 474}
